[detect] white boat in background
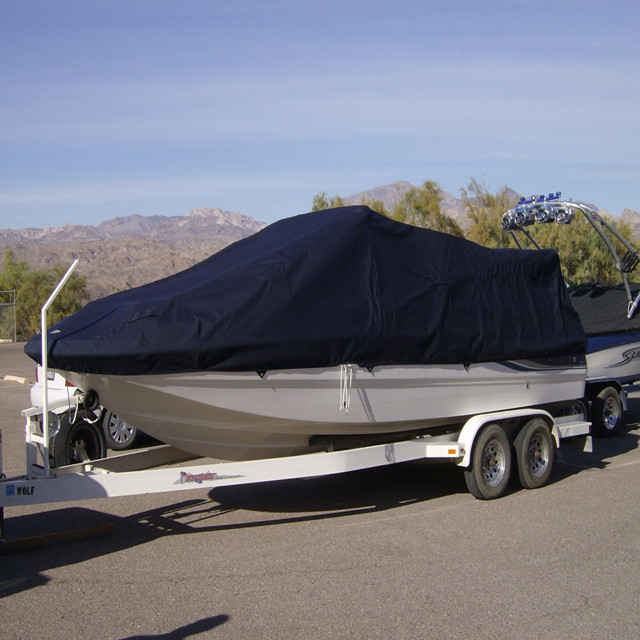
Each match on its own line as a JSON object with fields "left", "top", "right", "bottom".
{"left": 65, "top": 358, "right": 586, "bottom": 460}
{"left": 567, "top": 282, "right": 640, "bottom": 392}
{"left": 502, "top": 193, "right": 640, "bottom": 434}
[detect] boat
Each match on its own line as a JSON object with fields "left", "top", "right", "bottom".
{"left": 25, "top": 206, "right": 587, "bottom": 460}
{"left": 502, "top": 193, "right": 640, "bottom": 434}
{"left": 502, "top": 193, "right": 640, "bottom": 385}
{"left": 568, "top": 282, "right": 640, "bottom": 386}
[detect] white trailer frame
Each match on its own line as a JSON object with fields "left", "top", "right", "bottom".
{"left": 0, "top": 405, "right": 591, "bottom": 509}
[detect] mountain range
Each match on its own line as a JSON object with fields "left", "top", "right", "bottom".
{"left": 1, "top": 207, "right": 266, "bottom": 299}
{"left": 1, "top": 182, "right": 638, "bottom": 300}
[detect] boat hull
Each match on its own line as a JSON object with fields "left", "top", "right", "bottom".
{"left": 586, "top": 332, "right": 640, "bottom": 385}
{"left": 65, "top": 359, "right": 586, "bottom": 461}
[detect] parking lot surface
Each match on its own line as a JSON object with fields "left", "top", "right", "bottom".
{"left": 1, "top": 342, "right": 639, "bottom": 639}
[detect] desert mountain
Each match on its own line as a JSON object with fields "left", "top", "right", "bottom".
{"left": 0, "top": 207, "right": 266, "bottom": 299}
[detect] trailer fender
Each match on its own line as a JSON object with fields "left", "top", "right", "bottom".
{"left": 586, "top": 380, "right": 626, "bottom": 411}
{"left": 456, "top": 408, "right": 555, "bottom": 468}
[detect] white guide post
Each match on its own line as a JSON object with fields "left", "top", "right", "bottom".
{"left": 40, "top": 260, "right": 79, "bottom": 475}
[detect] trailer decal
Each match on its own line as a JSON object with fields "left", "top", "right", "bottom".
{"left": 5, "top": 484, "right": 36, "bottom": 497}
{"left": 178, "top": 471, "right": 243, "bottom": 485}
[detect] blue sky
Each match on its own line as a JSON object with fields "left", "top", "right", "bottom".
{"left": 1, "top": 0, "right": 638, "bottom": 229}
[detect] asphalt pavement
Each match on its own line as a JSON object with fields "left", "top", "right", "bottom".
{"left": 1, "top": 341, "right": 639, "bottom": 639}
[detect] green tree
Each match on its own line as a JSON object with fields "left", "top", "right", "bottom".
{"left": 392, "top": 180, "right": 463, "bottom": 236}
{"left": 311, "top": 192, "right": 345, "bottom": 211}
{"left": 0, "top": 250, "right": 88, "bottom": 341}
{"left": 509, "top": 211, "right": 636, "bottom": 286}
{"left": 0, "top": 287, "right": 16, "bottom": 341}
{"left": 461, "top": 179, "right": 637, "bottom": 284}
{"left": 311, "top": 192, "right": 390, "bottom": 216}
{"left": 462, "top": 178, "right": 518, "bottom": 248}
{"left": 358, "top": 198, "right": 389, "bottom": 217}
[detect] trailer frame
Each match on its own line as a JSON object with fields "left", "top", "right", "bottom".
{"left": 1, "top": 403, "right": 591, "bottom": 511}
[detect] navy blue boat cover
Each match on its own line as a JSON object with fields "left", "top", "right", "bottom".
{"left": 568, "top": 282, "right": 640, "bottom": 336}
{"left": 25, "top": 206, "right": 586, "bottom": 375}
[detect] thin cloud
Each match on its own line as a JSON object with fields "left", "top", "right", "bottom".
{"left": 0, "top": 0, "right": 638, "bottom": 228}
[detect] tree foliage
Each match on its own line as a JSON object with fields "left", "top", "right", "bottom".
{"left": 311, "top": 191, "right": 390, "bottom": 216}
{"left": 311, "top": 192, "right": 345, "bottom": 211}
{"left": 311, "top": 181, "right": 462, "bottom": 235}
{"left": 0, "top": 250, "right": 88, "bottom": 341}
{"left": 392, "top": 180, "right": 463, "bottom": 236}
{"left": 461, "top": 179, "right": 636, "bottom": 285}
{"left": 462, "top": 178, "right": 518, "bottom": 248}
{"left": 358, "top": 198, "right": 389, "bottom": 217}
{"left": 508, "top": 212, "right": 635, "bottom": 286}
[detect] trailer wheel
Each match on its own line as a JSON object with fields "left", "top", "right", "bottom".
{"left": 591, "top": 386, "right": 622, "bottom": 437}
{"left": 50, "top": 411, "right": 107, "bottom": 468}
{"left": 464, "top": 424, "right": 512, "bottom": 500}
{"left": 514, "top": 418, "right": 554, "bottom": 489}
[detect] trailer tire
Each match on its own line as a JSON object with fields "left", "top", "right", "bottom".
{"left": 591, "top": 386, "right": 622, "bottom": 437}
{"left": 464, "top": 424, "right": 512, "bottom": 500}
{"left": 514, "top": 418, "right": 554, "bottom": 489}
{"left": 50, "top": 411, "right": 107, "bottom": 468}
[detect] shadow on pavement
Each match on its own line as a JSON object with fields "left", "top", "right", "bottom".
{"left": 0, "top": 461, "right": 468, "bottom": 597}
{"left": 551, "top": 408, "right": 639, "bottom": 484}
{"left": 117, "top": 615, "right": 230, "bottom": 640}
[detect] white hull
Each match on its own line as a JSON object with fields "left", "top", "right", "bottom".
{"left": 586, "top": 334, "right": 640, "bottom": 385}
{"left": 65, "top": 360, "right": 586, "bottom": 461}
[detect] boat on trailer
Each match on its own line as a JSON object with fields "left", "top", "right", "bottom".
{"left": 0, "top": 204, "right": 598, "bottom": 515}
{"left": 24, "top": 205, "right": 587, "bottom": 462}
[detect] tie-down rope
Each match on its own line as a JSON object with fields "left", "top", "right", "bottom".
{"left": 339, "top": 364, "right": 354, "bottom": 413}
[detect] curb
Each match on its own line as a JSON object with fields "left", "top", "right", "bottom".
{"left": 3, "top": 375, "right": 31, "bottom": 385}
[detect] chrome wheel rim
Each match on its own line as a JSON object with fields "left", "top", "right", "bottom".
{"left": 527, "top": 432, "right": 549, "bottom": 478}
{"left": 482, "top": 440, "right": 507, "bottom": 487}
{"left": 603, "top": 397, "right": 620, "bottom": 430}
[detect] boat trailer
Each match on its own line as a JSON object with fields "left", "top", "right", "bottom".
{"left": 1, "top": 402, "right": 592, "bottom": 552}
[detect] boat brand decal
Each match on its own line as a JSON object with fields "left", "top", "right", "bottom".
{"left": 608, "top": 347, "right": 640, "bottom": 368}
{"left": 179, "top": 471, "right": 242, "bottom": 484}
